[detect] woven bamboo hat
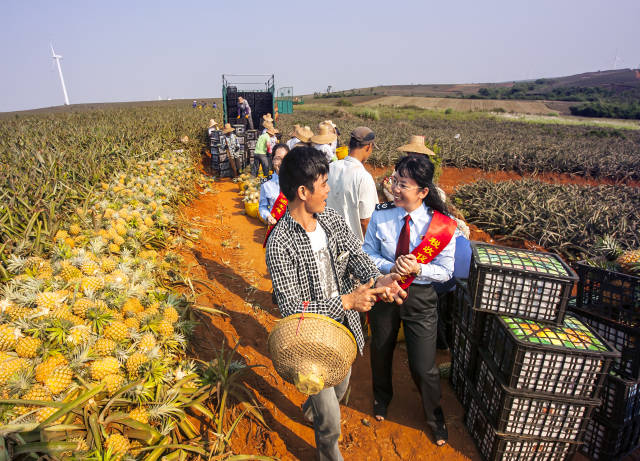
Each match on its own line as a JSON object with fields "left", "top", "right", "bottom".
{"left": 268, "top": 313, "right": 357, "bottom": 395}
{"left": 222, "top": 123, "right": 235, "bottom": 134}
{"left": 295, "top": 126, "right": 314, "bottom": 143}
{"left": 263, "top": 113, "right": 274, "bottom": 122}
{"left": 208, "top": 119, "right": 219, "bottom": 128}
{"left": 311, "top": 125, "right": 337, "bottom": 145}
{"left": 397, "top": 135, "right": 435, "bottom": 155}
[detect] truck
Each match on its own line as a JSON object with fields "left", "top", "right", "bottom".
{"left": 222, "top": 74, "right": 275, "bottom": 129}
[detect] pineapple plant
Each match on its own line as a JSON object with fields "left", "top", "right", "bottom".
{"left": 592, "top": 236, "right": 640, "bottom": 275}
{"left": 618, "top": 250, "right": 640, "bottom": 274}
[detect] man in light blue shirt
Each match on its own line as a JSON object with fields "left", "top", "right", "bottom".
{"left": 259, "top": 143, "right": 290, "bottom": 224}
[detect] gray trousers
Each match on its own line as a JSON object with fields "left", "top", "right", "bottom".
{"left": 302, "top": 368, "right": 351, "bottom": 461}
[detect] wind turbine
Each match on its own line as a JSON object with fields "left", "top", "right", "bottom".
{"left": 50, "top": 44, "right": 70, "bottom": 105}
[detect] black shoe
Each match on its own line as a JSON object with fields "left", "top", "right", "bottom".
{"left": 432, "top": 407, "right": 448, "bottom": 446}
{"left": 373, "top": 400, "right": 387, "bottom": 421}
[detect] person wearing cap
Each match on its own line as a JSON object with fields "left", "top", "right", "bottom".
{"left": 219, "top": 123, "right": 242, "bottom": 177}
{"left": 259, "top": 143, "right": 290, "bottom": 224}
{"left": 311, "top": 124, "right": 338, "bottom": 163}
{"left": 237, "top": 96, "right": 254, "bottom": 130}
{"left": 326, "top": 126, "right": 379, "bottom": 243}
{"left": 254, "top": 125, "right": 276, "bottom": 176}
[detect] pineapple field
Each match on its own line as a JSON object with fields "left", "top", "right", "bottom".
{"left": 1, "top": 101, "right": 638, "bottom": 460}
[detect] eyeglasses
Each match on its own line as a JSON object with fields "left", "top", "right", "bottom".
{"left": 390, "top": 177, "right": 422, "bottom": 191}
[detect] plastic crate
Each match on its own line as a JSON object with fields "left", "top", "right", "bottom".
{"left": 580, "top": 415, "right": 640, "bottom": 461}
{"left": 465, "top": 391, "right": 580, "bottom": 461}
{"left": 468, "top": 243, "right": 578, "bottom": 325}
{"left": 233, "top": 124, "right": 246, "bottom": 135}
{"left": 575, "top": 261, "right": 640, "bottom": 320}
{"left": 451, "top": 321, "right": 478, "bottom": 377}
{"left": 246, "top": 140, "right": 257, "bottom": 149}
{"left": 450, "top": 357, "right": 474, "bottom": 409}
{"left": 482, "top": 314, "right": 619, "bottom": 399}
{"left": 245, "top": 130, "right": 258, "bottom": 141}
{"left": 595, "top": 372, "right": 640, "bottom": 425}
{"left": 571, "top": 308, "right": 640, "bottom": 380}
{"left": 474, "top": 349, "right": 598, "bottom": 440}
{"left": 455, "top": 281, "right": 488, "bottom": 339}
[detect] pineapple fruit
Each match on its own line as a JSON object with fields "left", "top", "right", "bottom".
{"left": 617, "top": 250, "right": 640, "bottom": 274}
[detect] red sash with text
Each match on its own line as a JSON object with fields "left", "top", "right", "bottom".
{"left": 396, "top": 211, "right": 457, "bottom": 290}
{"left": 263, "top": 192, "right": 288, "bottom": 247}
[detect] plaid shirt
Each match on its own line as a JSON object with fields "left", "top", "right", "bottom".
{"left": 265, "top": 208, "right": 381, "bottom": 353}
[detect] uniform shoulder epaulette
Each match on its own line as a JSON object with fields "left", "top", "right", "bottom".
{"left": 266, "top": 174, "right": 273, "bottom": 180}
{"left": 375, "top": 201, "right": 396, "bottom": 211}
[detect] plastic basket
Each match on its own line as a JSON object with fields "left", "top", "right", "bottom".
{"left": 473, "top": 349, "right": 598, "bottom": 440}
{"left": 468, "top": 243, "right": 577, "bottom": 326}
{"left": 575, "top": 261, "right": 640, "bottom": 321}
{"left": 595, "top": 372, "right": 640, "bottom": 425}
{"left": 580, "top": 415, "right": 640, "bottom": 461}
{"left": 571, "top": 308, "right": 640, "bottom": 380}
{"left": 454, "top": 281, "right": 488, "bottom": 339}
{"left": 481, "top": 314, "right": 619, "bottom": 399}
{"left": 244, "top": 201, "right": 259, "bottom": 218}
{"left": 465, "top": 390, "right": 580, "bottom": 461}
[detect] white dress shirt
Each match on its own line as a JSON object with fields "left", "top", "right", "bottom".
{"left": 363, "top": 202, "right": 456, "bottom": 284}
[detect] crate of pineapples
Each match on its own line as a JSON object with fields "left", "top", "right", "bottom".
{"left": 0, "top": 153, "right": 227, "bottom": 460}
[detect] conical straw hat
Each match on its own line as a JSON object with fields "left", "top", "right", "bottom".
{"left": 397, "top": 135, "right": 435, "bottom": 155}
{"left": 268, "top": 313, "right": 357, "bottom": 395}
{"left": 311, "top": 125, "right": 337, "bottom": 145}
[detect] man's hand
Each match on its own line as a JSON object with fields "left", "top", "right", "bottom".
{"left": 375, "top": 273, "right": 408, "bottom": 305}
{"left": 342, "top": 279, "right": 388, "bottom": 312}
{"left": 391, "top": 254, "right": 421, "bottom": 277}
{"left": 267, "top": 214, "right": 277, "bottom": 225}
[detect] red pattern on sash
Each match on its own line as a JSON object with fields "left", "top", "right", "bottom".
{"left": 263, "top": 192, "right": 288, "bottom": 247}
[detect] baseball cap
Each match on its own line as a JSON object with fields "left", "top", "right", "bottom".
{"left": 350, "top": 127, "right": 377, "bottom": 147}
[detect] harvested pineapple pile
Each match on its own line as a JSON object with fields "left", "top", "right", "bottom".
{"left": 0, "top": 153, "right": 217, "bottom": 459}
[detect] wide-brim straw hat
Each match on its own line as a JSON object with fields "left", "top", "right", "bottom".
{"left": 295, "top": 126, "right": 314, "bottom": 143}
{"left": 263, "top": 113, "right": 274, "bottom": 122}
{"left": 288, "top": 124, "right": 301, "bottom": 137}
{"left": 397, "top": 135, "right": 435, "bottom": 155}
{"left": 311, "top": 125, "right": 337, "bottom": 145}
{"left": 323, "top": 119, "right": 337, "bottom": 129}
{"left": 263, "top": 121, "right": 274, "bottom": 130}
{"left": 208, "top": 119, "right": 218, "bottom": 128}
{"left": 268, "top": 313, "right": 357, "bottom": 395}
{"left": 266, "top": 127, "right": 278, "bottom": 136}
{"left": 222, "top": 123, "right": 235, "bottom": 134}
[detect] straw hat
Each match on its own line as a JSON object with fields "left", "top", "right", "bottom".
{"left": 288, "top": 124, "right": 301, "bottom": 137}
{"left": 266, "top": 126, "right": 277, "bottom": 136}
{"left": 263, "top": 113, "right": 274, "bottom": 122}
{"left": 295, "top": 126, "right": 314, "bottom": 143}
{"left": 268, "top": 313, "right": 357, "bottom": 395}
{"left": 323, "top": 120, "right": 337, "bottom": 130}
{"left": 311, "top": 125, "right": 337, "bottom": 145}
{"left": 263, "top": 121, "right": 274, "bottom": 130}
{"left": 222, "top": 123, "right": 235, "bottom": 134}
{"left": 208, "top": 119, "right": 218, "bottom": 128}
{"left": 397, "top": 135, "right": 435, "bottom": 156}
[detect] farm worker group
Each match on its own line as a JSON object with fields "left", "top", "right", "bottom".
{"left": 259, "top": 122, "right": 467, "bottom": 460}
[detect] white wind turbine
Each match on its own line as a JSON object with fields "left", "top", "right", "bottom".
{"left": 50, "top": 44, "right": 70, "bottom": 105}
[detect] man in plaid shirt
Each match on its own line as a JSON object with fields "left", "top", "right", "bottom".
{"left": 266, "top": 146, "right": 406, "bottom": 461}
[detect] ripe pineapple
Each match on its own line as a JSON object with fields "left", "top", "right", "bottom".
{"left": 104, "top": 321, "right": 128, "bottom": 342}
{"left": 617, "top": 250, "right": 640, "bottom": 274}
{"left": 16, "top": 336, "right": 41, "bottom": 358}
{"left": 69, "top": 224, "right": 82, "bottom": 236}
{"left": 128, "top": 406, "right": 149, "bottom": 423}
{"left": 108, "top": 243, "right": 121, "bottom": 254}
{"left": 36, "top": 354, "right": 68, "bottom": 383}
{"left": 138, "top": 333, "right": 156, "bottom": 352}
{"left": 105, "top": 433, "right": 130, "bottom": 458}
{"left": 94, "top": 338, "right": 116, "bottom": 356}
{"left": 18, "top": 384, "right": 52, "bottom": 415}
{"left": 72, "top": 298, "right": 94, "bottom": 318}
{"left": 101, "top": 256, "right": 117, "bottom": 273}
{"left": 91, "top": 356, "right": 121, "bottom": 380}
{"left": 36, "top": 406, "right": 64, "bottom": 424}
{"left": 123, "top": 297, "right": 144, "bottom": 315}
{"left": 113, "top": 235, "right": 126, "bottom": 246}
{"left": 36, "top": 292, "right": 66, "bottom": 311}
{"left": 44, "top": 365, "right": 73, "bottom": 394}
{"left": 126, "top": 352, "right": 147, "bottom": 378}
{"left": 0, "top": 357, "right": 29, "bottom": 385}
{"left": 163, "top": 306, "right": 179, "bottom": 324}
{"left": 0, "top": 324, "right": 21, "bottom": 350}
{"left": 60, "top": 263, "right": 82, "bottom": 282}
{"left": 81, "top": 276, "right": 105, "bottom": 293}
{"left": 157, "top": 320, "right": 174, "bottom": 338}
{"left": 54, "top": 230, "right": 69, "bottom": 241}
{"left": 102, "top": 373, "right": 125, "bottom": 395}
{"left": 81, "top": 259, "right": 100, "bottom": 276}
{"left": 68, "top": 325, "right": 91, "bottom": 345}
{"left": 115, "top": 223, "right": 128, "bottom": 237}
{"left": 6, "top": 305, "right": 32, "bottom": 321}
{"left": 124, "top": 316, "right": 140, "bottom": 331}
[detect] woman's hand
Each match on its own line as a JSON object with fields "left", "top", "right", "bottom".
{"left": 392, "top": 254, "right": 421, "bottom": 277}
{"left": 267, "top": 214, "right": 277, "bottom": 225}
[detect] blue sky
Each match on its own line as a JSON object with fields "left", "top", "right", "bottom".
{"left": 1, "top": 0, "right": 639, "bottom": 112}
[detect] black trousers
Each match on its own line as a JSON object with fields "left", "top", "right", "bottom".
{"left": 369, "top": 283, "right": 441, "bottom": 430}
{"left": 253, "top": 153, "right": 270, "bottom": 177}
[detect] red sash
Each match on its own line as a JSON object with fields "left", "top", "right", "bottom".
{"left": 262, "top": 192, "right": 288, "bottom": 247}
{"left": 395, "top": 211, "right": 457, "bottom": 290}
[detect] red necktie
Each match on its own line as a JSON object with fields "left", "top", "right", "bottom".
{"left": 395, "top": 215, "right": 411, "bottom": 259}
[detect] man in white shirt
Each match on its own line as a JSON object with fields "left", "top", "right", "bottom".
{"left": 326, "top": 127, "right": 379, "bottom": 242}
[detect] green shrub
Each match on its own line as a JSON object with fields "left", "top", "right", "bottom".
{"left": 444, "top": 108, "right": 453, "bottom": 115}
{"left": 355, "top": 108, "right": 380, "bottom": 121}
{"left": 336, "top": 99, "right": 353, "bottom": 107}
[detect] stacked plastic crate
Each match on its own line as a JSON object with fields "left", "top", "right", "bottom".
{"left": 570, "top": 261, "right": 640, "bottom": 460}
{"left": 451, "top": 243, "right": 620, "bottom": 461}
{"left": 245, "top": 130, "right": 258, "bottom": 172}
{"left": 208, "top": 129, "right": 228, "bottom": 176}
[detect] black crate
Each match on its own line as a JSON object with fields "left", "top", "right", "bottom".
{"left": 246, "top": 140, "right": 257, "bottom": 149}
{"left": 575, "top": 260, "right": 640, "bottom": 323}
{"left": 580, "top": 415, "right": 640, "bottom": 461}
{"left": 450, "top": 356, "right": 474, "bottom": 409}
{"left": 595, "top": 372, "right": 640, "bottom": 425}
{"left": 482, "top": 314, "right": 619, "bottom": 399}
{"left": 233, "top": 124, "right": 246, "bottom": 135}
{"left": 571, "top": 308, "right": 640, "bottom": 380}
{"left": 218, "top": 153, "right": 229, "bottom": 163}
{"left": 245, "top": 130, "right": 258, "bottom": 141}
{"left": 468, "top": 243, "right": 578, "bottom": 326}
{"left": 455, "top": 281, "right": 488, "bottom": 339}
{"left": 474, "top": 349, "right": 598, "bottom": 440}
{"left": 465, "top": 391, "right": 580, "bottom": 461}
{"left": 451, "top": 321, "right": 478, "bottom": 377}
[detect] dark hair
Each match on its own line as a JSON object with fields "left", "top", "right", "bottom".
{"left": 272, "top": 143, "right": 289, "bottom": 155}
{"left": 348, "top": 137, "right": 371, "bottom": 150}
{"left": 279, "top": 145, "right": 329, "bottom": 202}
{"left": 394, "top": 155, "right": 448, "bottom": 215}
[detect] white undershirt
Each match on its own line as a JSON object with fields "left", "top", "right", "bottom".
{"left": 306, "top": 224, "right": 339, "bottom": 298}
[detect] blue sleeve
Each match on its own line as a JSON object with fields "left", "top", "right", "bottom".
{"left": 362, "top": 211, "right": 395, "bottom": 274}
{"left": 259, "top": 183, "right": 271, "bottom": 221}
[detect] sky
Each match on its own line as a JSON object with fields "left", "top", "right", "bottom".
{"left": 1, "top": 0, "right": 639, "bottom": 112}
